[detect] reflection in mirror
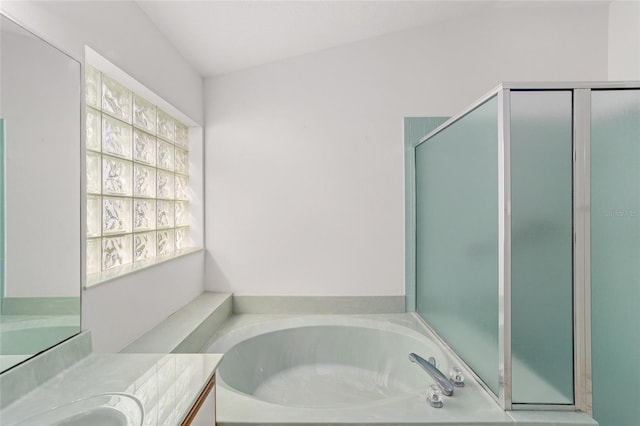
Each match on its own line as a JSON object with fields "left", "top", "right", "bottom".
{"left": 0, "top": 14, "right": 81, "bottom": 372}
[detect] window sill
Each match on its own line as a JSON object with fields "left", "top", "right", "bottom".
{"left": 84, "top": 247, "right": 204, "bottom": 290}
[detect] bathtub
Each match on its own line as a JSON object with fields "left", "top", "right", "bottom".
{"left": 206, "top": 314, "right": 512, "bottom": 425}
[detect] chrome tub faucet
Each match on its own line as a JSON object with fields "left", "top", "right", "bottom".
{"left": 408, "top": 352, "right": 454, "bottom": 396}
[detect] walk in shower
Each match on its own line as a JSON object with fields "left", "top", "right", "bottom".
{"left": 405, "top": 82, "right": 640, "bottom": 426}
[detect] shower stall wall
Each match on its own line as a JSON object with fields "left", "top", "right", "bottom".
{"left": 406, "top": 82, "right": 640, "bottom": 426}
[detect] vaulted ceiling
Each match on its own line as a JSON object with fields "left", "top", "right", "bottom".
{"left": 137, "top": 1, "right": 612, "bottom": 78}
{"left": 136, "top": 1, "right": 501, "bottom": 77}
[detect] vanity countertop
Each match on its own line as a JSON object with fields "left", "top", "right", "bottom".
{"left": 1, "top": 353, "right": 222, "bottom": 425}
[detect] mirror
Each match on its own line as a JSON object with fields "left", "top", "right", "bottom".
{"left": 0, "top": 14, "right": 81, "bottom": 372}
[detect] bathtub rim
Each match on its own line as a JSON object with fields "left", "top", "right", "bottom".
{"left": 209, "top": 318, "right": 451, "bottom": 408}
{"left": 207, "top": 313, "right": 515, "bottom": 425}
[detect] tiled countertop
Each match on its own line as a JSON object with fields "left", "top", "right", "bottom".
{"left": 1, "top": 353, "right": 222, "bottom": 425}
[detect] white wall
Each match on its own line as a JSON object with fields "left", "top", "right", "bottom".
{"left": 608, "top": 0, "right": 640, "bottom": 81}
{"left": 1, "top": 1, "right": 204, "bottom": 125}
{"left": 204, "top": 4, "right": 609, "bottom": 296}
{"left": 81, "top": 252, "right": 204, "bottom": 353}
{"left": 1, "top": 1, "right": 205, "bottom": 352}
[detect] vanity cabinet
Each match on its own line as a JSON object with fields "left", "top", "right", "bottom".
{"left": 182, "top": 373, "right": 216, "bottom": 426}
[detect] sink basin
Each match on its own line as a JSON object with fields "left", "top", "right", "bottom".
{"left": 51, "top": 406, "right": 128, "bottom": 426}
{"left": 13, "top": 393, "right": 143, "bottom": 426}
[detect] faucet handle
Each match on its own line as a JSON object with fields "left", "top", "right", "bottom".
{"left": 449, "top": 367, "right": 465, "bottom": 387}
{"left": 426, "top": 384, "right": 444, "bottom": 408}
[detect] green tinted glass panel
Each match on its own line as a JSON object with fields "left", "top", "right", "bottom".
{"left": 404, "top": 117, "right": 449, "bottom": 312}
{"left": 415, "top": 96, "right": 499, "bottom": 394}
{"left": 0, "top": 119, "right": 4, "bottom": 309}
{"left": 510, "top": 91, "right": 574, "bottom": 404}
{"left": 591, "top": 89, "right": 640, "bottom": 426}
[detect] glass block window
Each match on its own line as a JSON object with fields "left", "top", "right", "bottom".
{"left": 86, "top": 65, "right": 190, "bottom": 275}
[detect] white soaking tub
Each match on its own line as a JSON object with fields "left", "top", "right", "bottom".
{"left": 206, "top": 314, "right": 512, "bottom": 425}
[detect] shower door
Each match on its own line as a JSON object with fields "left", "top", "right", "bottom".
{"left": 509, "top": 90, "right": 574, "bottom": 405}
{"left": 590, "top": 89, "right": 640, "bottom": 426}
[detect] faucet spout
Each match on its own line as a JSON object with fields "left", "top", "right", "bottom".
{"left": 409, "top": 353, "right": 454, "bottom": 396}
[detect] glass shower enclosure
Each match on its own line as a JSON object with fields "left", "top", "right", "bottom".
{"left": 406, "top": 82, "right": 640, "bottom": 425}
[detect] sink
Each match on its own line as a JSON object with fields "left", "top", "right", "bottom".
{"left": 13, "top": 393, "right": 143, "bottom": 426}
{"left": 50, "top": 406, "right": 128, "bottom": 426}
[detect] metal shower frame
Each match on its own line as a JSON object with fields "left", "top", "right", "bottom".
{"left": 405, "top": 81, "right": 640, "bottom": 413}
